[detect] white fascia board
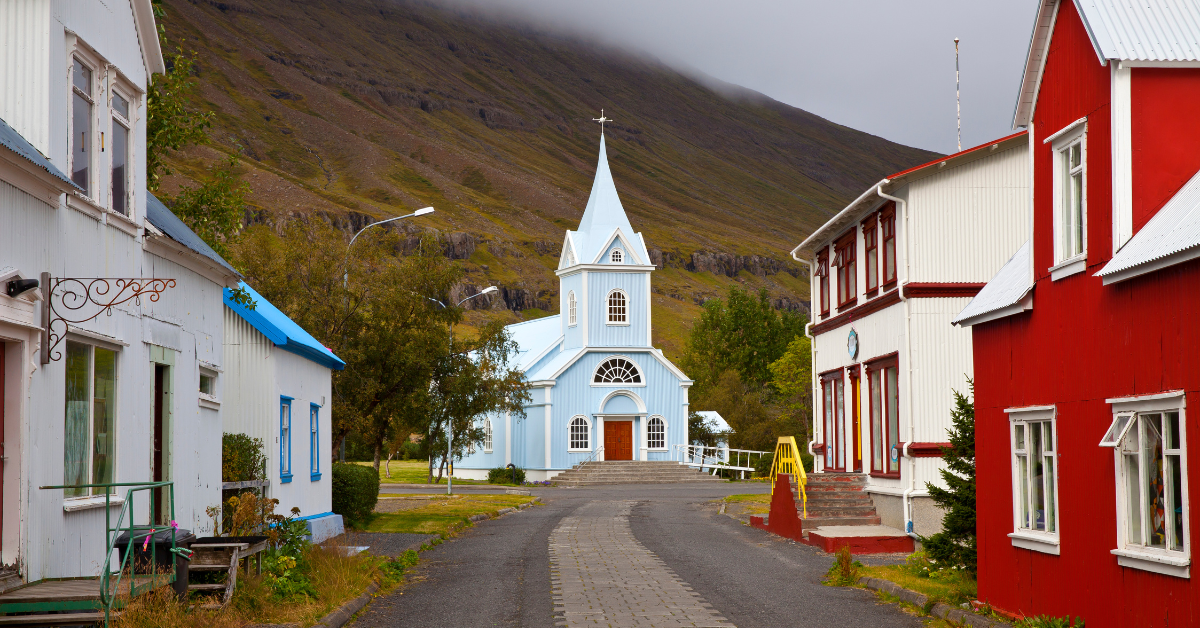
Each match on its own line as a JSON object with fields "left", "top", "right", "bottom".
{"left": 520, "top": 337, "right": 563, "bottom": 373}
{"left": 954, "top": 292, "right": 1033, "bottom": 328}
{"left": 792, "top": 179, "right": 890, "bottom": 261}
{"left": 556, "top": 264, "right": 656, "bottom": 277}
{"left": 131, "top": 0, "right": 166, "bottom": 76}
{"left": 1013, "top": 0, "right": 1061, "bottom": 129}
{"left": 559, "top": 232, "right": 577, "bottom": 270}
{"left": 590, "top": 228, "right": 646, "bottom": 265}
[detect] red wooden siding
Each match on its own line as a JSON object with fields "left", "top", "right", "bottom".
{"left": 973, "top": 1, "right": 1200, "bottom": 624}
{"left": 1131, "top": 68, "right": 1200, "bottom": 233}
{"left": 1031, "top": 0, "right": 1112, "bottom": 280}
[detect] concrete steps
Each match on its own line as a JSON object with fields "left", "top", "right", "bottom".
{"left": 551, "top": 461, "right": 725, "bottom": 486}
{"left": 796, "top": 473, "right": 881, "bottom": 530}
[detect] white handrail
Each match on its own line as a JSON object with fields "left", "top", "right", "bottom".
{"left": 675, "top": 444, "right": 769, "bottom": 478}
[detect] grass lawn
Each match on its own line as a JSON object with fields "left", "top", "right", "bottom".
{"left": 859, "top": 564, "right": 977, "bottom": 606}
{"left": 723, "top": 493, "right": 771, "bottom": 515}
{"left": 351, "top": 459, "right": 501, "bottom": 485}
{"left": 364, "top": 494, "right": 538, "bottom": 535}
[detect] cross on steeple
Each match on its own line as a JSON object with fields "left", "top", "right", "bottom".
{"left": 592, "top": 109, "right": 611, "bottom": 134}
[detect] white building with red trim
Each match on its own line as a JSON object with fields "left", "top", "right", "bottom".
{"left": 790, "top": 132, "right": 1029, "bottom": 536}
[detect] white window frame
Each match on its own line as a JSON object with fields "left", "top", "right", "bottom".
{"left": 63, "top": 339, "right": 121, "bottom": 504}
{"left": 69, "top": 50, "right": 98, "bottom": 202}
{"left": 108, "top": 84, "right": 135, "bottom": 217}
{"left": 1105, "top": 391, "right": 1190, "bottom": 578}
{"left": 1005, "top": 405, "right": 1061, "bottom": 554}
{"left": 568, "top": 290, "right": 577, "bottom": 327}
{"left": 483, "top": 418, "right": 493, "bottom": 453}
{"left": 591, "top": 355, "right": 646, "bottom": 387}
{"left": 568, "top": 415, "right": 591, "bottom": 452}
{"left": 606, "top": 289, "right": 629, "bottom": 326}
{"left": 1048, "top": 119, "right": 1087, "bottom": 279}
{"left": 610, "top": 248, "right": 624, "bottom": 264}
{"left": 646, "top": 415, "right": 667, "bottom": 450}
{"left": 198, "top": 365, "right": 219, "bottom": 409}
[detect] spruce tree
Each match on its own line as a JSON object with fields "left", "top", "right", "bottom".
{"left": 922, "top": 380, "right": 976, "bottom": 576}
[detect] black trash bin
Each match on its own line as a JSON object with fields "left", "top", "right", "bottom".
{"left": 115, "top": 527, "right": 195, "bottom": 600}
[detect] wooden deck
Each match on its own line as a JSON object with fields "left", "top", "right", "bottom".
{"left": 0, "top": 575, "right": 172, "bottom": 611}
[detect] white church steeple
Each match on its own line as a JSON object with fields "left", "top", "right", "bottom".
{"left": 559, "top": 132, "right": 652, "bottom": 270}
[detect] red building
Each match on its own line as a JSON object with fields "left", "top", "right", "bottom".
{"left": 954, "top": 0, "right": 1200, "bottom": 623}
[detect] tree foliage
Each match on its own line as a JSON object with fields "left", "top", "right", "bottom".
{"left": 922, "top": 380, "right": 977, "bottom": 576}
{"left": 231, "top": 220, "right": 529, "bottom": 480}
{"left": 147, "top": 2, "right": 212, "bottom": 190}
{"left": 679, "top": 287, "right": 809, "bottom": 452}
{"left": 169, "top": 155, "right": 249, "bottom": 257}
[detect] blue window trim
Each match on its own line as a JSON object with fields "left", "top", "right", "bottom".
{"left": 310, "top": 403, "right": 321, "bottom": 481}
{"left": 280, "top": 396, "right": 293, "bottom": 483}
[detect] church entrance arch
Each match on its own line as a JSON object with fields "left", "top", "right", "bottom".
{"left": 597, "top": 391, "right": 645, "bottom": 461}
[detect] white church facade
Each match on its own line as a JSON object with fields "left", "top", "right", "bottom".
{"left": 456, "top": 134, "right": 693, "bottom": 481}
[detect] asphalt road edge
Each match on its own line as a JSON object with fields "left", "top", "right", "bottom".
{"left": 314, "top": 581, "right": 380, "bottom": 628}
{"left": 856, "top": 577, "right": 1010, "bottom": 628}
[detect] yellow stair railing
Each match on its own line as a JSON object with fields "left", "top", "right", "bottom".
{"left": 769, "top": 436, "right": 807, "bottom": 518}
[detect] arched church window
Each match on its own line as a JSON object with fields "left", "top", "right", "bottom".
{"left": 647, "top": 416, "right": 665, "bottom": 449}
{"left": 569, "top": 416, "right": 590, "bottom": 450}
{"left": 610, "top": 248, "right": 624, "bottom": 263}
{"left": 593, "top": 357, "right": 642, "bottom": 384}
{"left": 568, "top": 291, "right": 577, "bottom": 326}
{"left": 484, "top": 418, "right": 493, "bottom": 453}
{"left": 607, "top": 289, "right": 628, "bottom": 324}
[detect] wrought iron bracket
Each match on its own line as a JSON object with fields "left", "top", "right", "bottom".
{"left": 40, "top": 272, "right": 176, "bottom": 363}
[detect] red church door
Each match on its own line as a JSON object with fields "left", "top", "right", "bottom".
{"left": 604, "top": 421, "right": 632, "bottom": 460}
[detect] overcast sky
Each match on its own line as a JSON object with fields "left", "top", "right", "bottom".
{"left": 431, "top": 0, "right": 1040, "bottom": 155}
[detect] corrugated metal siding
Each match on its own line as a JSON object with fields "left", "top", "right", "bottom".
{"left": 907, "top": 297, "right": 975, "bottom": 490}
{"left": 1079, "top": 0, "right": 1200, "bottom": 62}
{"left": 0, "top": 0, "right": 50, "bottom": 153}
{"left": 223, "top": 308, "right": 277, "bottom": 488}
{"left": 908, "top": 145, "right": 1030, "bottom": 283}
{"left": 587, "top": 271, "right": 650, "bottom": 347}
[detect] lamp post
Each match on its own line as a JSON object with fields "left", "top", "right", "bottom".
{"left": 343, "top": 206, "right": 434, "bottom": 288}
{"left": 427, "top": 286, "right": 499, "bottom": 495}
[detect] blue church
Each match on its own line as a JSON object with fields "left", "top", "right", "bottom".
{"left": 456, "top": 133, "right": 693, "bottom": 481}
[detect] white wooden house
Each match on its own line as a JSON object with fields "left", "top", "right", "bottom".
{"left": 0, "top": 0, "right": 243, "bottom": 588}
{"left": 222, "top": 283, "right": 345, "bottom": 542}
{"left": 790, "top": 132, "right": 1029, "bottom": 536}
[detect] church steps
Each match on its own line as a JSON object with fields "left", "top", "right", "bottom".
{"left": 551, "top": 461, "right": 724, "bottom": 485}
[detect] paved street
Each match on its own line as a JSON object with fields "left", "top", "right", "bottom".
{"left": 351, "top": 484, "right": 921, "bottom": 628}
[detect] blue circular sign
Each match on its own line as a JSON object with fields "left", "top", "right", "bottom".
{"left": 847, "top": 328, "right": 859, "bottom": 360}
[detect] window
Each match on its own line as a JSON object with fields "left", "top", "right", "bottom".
{"left": 815, "top": 251, "right": 830, "bottom": 317}
{"left": 593, "top": 357, "right": 642, "bottom": 384}
{"left": 568, "top": 291, "right": 577, "bottom": 326}
{"left": 309, "top": 404, "right": 320, "bottom": 479}
{"left": 610, "top": 248, "right": 623, "bottom": 263}
{"left": 867, "top": 357, "right": 900, "bottom": 477}
{"left": 647, "top": 416, "right": 666, "bottom": 449}
{"left": 110, "top": 92, "right": 130, "bottom": 215}
{"left": 1009, "top": 408, "right": 1058, "bottom": 549}
{"left": 70, "top": 57, "right": 94, "bottom": 196}
{"left": 821, "top": 371, "right": 845, "bottom": 471}
{"left": 607, "top": 289, "right": 628, "bottom": 325}
{"left": 280, "top": 398, "right": 293, "bottom": 481}
{"left": 1054, "top": 128, "right": 1086, "bottom": 264}
{"left": 881, "top": 209, "right": 897, "bottom": 286}
{"left": 199, "top": 373, "right": 215, "bottom": 396}
{"left": 64, "top": 341, "right": 116, "bottom": 497}
{"left": 1102, "top": 396, "right": 1188, "bottom": 575}
{"left": 569, "top": 416, "right": 590, "bottom": 450}
{"left": 863, "top": 216, "right": 878, "bottom": 293}
{"left": 484, "top": 418, "right": 493, "bottom": 453}
{"left": 834, "top": 233, "right": 857, "bottom": 308}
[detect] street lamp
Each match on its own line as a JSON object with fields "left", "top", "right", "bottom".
{"left": 343, "top": 206, "right": 434, "bottom": 288}
{"left": 428, "top": 286, "right": 499, "bottom": 495}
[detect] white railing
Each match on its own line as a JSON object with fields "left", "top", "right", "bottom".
{"left": 674, "top": 444, "right": 770, "bottom": 479}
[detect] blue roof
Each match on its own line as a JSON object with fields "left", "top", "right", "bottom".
{"left": 146, "top": 192, "right": 240, "bottom": 276}
{"left": 0, "top": 116, "right": 77, "bottom": 190}
{"left": 224, "top": 282, "right": 345, "bottom": 370}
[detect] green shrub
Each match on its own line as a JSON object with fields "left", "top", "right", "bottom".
{"left": 223, "top": 432, "right": 267, "bottom": 482}
{"left": 487, "top": 466, "right": 525, "bottom": 484}
{"left": 754, "top": 452, "right": 774, "bottom": 477}
{"left": 823, "top": 546, "right": 863, "bottom": 586}
{"left": 331, "top": 462, "right": 379, "bottom": 526}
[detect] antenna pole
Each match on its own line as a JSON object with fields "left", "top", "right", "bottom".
{"left": 955, "top": 38, "right": 961, "bottom": 151}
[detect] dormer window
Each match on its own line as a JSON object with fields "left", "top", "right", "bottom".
{"left": 610, "top": 248, "right": 623, "bottom": 264}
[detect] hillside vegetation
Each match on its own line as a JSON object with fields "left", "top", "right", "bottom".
{"left": 159, "top": 0, "right": 937, "bottom": 356}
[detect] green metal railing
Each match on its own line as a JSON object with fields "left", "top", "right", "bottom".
{"left": 39, "top": 481, "right": 188, "bottom": 625}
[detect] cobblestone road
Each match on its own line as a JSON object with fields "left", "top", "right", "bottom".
{"left": 550, "top": 501, "right": 735, "bottom": 628}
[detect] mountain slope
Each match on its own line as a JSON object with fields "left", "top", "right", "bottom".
{"left": 158, "top": 0, "right": 938, "bottom": 356}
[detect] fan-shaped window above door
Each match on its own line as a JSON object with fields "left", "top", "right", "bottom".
{"left": 593, "top": 357, "right": 642, "bottom": 384}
